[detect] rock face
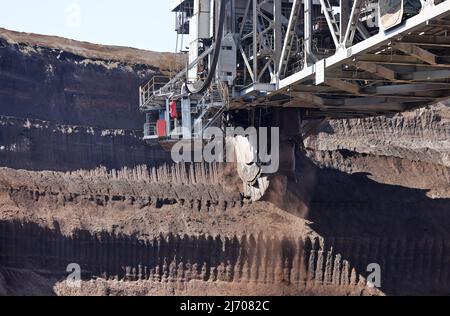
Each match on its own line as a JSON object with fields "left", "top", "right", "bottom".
{"left": 0, "top": 116, "right": 170, "bottom": 171}
{"left": 305, "top": 103, "right": 450, "bottom": 200}
{"left": 1, "top": 28, "right": 450, "bottom": 296}
{"left": 301, "top": 104, "right": 450, "bottom": 239}
{"left": 0, "top": 28, "right": 181, "bottom": 170}
{"left": 306, "top": 103, "right": 450, "bottom": 168}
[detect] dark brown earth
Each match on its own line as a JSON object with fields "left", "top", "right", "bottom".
{"left": 0, "top": 28, "right": 180, "bottom": 171}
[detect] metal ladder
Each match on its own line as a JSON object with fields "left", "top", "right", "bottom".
{"left": 203, "top": 82, "right": 229, "bottom": 129}
{"left": 320, "top": 0, "right": 341, "bottom": 38}
{"left": 193, "top": 82, "right": 229, "bottom": 136}
{"left": 279, "top": 0, "right": 302, "bottom": 77}
{"left": 343, "top": 0, "right": 364, "bottom": 46}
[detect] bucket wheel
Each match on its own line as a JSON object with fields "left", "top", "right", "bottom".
{"left": 233, "top": 135, "right": 270, "bottom": 202}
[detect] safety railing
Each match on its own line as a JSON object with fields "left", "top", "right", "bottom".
{"left": 139, "top": 76, "right": 170, "bottom": 108}
{"left": 143, "top": 122, "right": 157, "bottom": 139}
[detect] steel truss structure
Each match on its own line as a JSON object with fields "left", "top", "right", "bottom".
{"left": 140, "top": 0, "right": 450, "bottom": 141}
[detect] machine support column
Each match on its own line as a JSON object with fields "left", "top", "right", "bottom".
{"left": 340, "top": 0, "right": 351, "bottom": 45}
{"left": 181, "top": 97, "right": 192, "bottom": 140}
{"left": 165, "top": 99, "right": 171, "bottom": 137}
{"left": 253, "top": 0, "right": 258, "bottom": 83}
{"left": 304, "top": 0, "right": 315, "bottom": 66}
{"left": 273, "top": 0, "right": 282, "bottom": 76}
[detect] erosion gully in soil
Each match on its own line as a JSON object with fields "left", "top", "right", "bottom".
{"left": 0, "top": 28, "right": 450, "bottom": 296}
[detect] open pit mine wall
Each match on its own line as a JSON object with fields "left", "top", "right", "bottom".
{"left": 0, "top": 30, "right": 174, "bottom": 171}
{"left": 308, "top": 104, "right": 450, "bottom": 167}
{"left": 0, "top": 165, "right": 448, "bottom": 295}
{"left": 0, "top": 164, "right": 243, "bottom": 212}
{"left": 1, "top": 220, "right": 450, "bottom": 295}
{"left": 1, "top": 28, "right": 448, "bottom": 176}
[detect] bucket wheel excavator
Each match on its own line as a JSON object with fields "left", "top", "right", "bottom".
{"left": 140, "top": 0, "right": 450, "bottom": 203}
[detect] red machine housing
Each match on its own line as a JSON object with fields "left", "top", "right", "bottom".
{"left": 170, "top": 101, "right": 178, "bottom": 119}
{"left": 156, "top": 120, "right": 167, "bottom": 137}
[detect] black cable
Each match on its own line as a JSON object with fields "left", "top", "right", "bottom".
{"left": 186, "top": 0, "right": 228, "bottom": 95}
